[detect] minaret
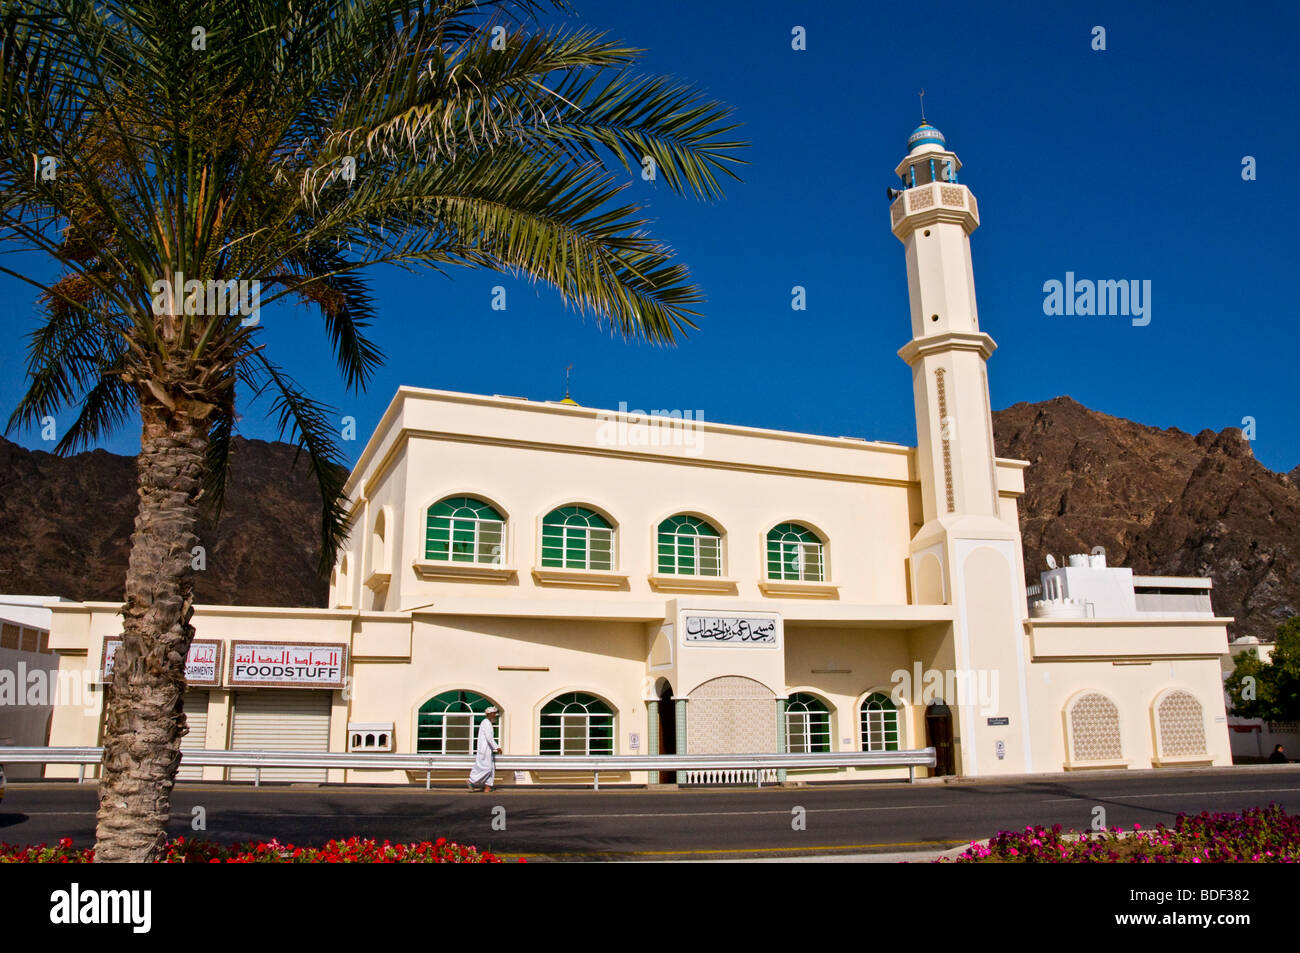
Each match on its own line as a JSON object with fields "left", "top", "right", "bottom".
{"left": 890, "top": 119, "right": 1033, "bottom": 777}
{"left": 891, "top": 121, "right": 1000, "bottom": 526}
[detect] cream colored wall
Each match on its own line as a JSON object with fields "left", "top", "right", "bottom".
{"left": 1029, "top": 619, "right": 1229, "bottom": 659}
{"left": 946, "top": 538, "right": 1032, "bottom": 776}
{"left": 332, "top": 389, "right": 938, "bottom": 614}
{"left": 672, "top": 602, "right": 786, "bottom": 701}
{"left": 43, "top": 600, "right": 1235, "bottom": 783}
{"left": 340, "top": 615, "right": 650, "bottom": 783}
{"left": 782, "top": 625, "right": 919, "bottom": 781}
{"left": 1024, "top": 657, "right": 1233, "bottom": 771}
{"left": 396, "top": 435, "right": 915, "bottom": 607}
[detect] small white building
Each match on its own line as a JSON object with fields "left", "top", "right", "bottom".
{"left": 0, "top": 595, "right": 66, "bottom": 777}
{"left": 1220, "top": 637, "right": 1300, "bottom": 762}
{"left": 1031, "top": 553, "right": 1216, "bottom": 620}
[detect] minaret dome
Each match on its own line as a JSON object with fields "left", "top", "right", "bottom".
{"left": 907, "top": 122, "right": 946, "bottom": 155}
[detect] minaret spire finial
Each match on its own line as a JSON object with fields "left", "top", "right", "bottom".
{"left": 918, "top": 88, "right": 926, "bottom": 122}
{"left": 564, "top": 362, "right": 573, "bottom": 400}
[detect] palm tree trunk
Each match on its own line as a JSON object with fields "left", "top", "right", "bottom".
{"left": 93, "top": 397, "right": 207, "bottom": 862}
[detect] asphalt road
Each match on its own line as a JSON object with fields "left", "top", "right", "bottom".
{"left": 3, "top": 766, "right": 1299, "bottom": 860}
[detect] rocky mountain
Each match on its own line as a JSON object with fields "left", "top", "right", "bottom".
{"left": 993, "top": 397, "right": 1299, "bottom": 642}
{"left": 0, "top": 398, "right": 1295, "bottom": 642}
{"left": 0, "top": 436, "right": 329, "bottom": 606}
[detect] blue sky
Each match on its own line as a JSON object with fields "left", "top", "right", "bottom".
{"left": 2, "top": 0, "right": 1297, "bottom": 472}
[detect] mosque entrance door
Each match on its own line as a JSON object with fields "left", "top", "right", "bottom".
{"left": 925, "top": 700, "right": 955, "bottom": 776}
{"left": 658, "top": 683, "right": 677, "bottom": 783}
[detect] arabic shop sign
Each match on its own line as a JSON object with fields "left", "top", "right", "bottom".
{"left": 102, "top": 638, "right": 223, "bottom": 687}
{"left": 683, "top": 615, "right": 779, "bottom": 645}
{"left": 229, "top": 641, "right": 348, "bottom": 689}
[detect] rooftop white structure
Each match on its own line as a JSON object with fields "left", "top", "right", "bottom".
{"left": 1030, "top": 554, "right": 1215, "bottom": 619}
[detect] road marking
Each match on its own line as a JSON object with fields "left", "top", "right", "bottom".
{"left": 1043, "top": 786, "right": 1300, "bottom": 803}
{"left": 563, "top": 804, "right": 936, "bottom": 819}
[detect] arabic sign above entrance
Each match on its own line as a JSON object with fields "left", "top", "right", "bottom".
{"left": 229, "top": 641, "right": 348, "bottom": 689}
{"left": 683, "top": 615, "right": 779, "bottom": 645}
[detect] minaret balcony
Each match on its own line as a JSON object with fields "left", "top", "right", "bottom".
{"left": 890, "top": 182, "right": 979, "bottom": 239}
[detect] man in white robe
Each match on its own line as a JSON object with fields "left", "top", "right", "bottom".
{"left": 467, "top": 707, "right": 501, "bottom": 792}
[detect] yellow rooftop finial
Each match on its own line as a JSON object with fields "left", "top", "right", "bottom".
{"left": 558, "top": 363, "right": 578, "bottom": 405}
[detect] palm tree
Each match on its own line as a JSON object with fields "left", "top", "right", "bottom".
{"left": 0, "top": 0, "right": 744, "bottom": 861}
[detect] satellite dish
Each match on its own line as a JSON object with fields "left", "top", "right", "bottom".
{"left": 1045, "top": 554, "right": 1058, "bottom": 570}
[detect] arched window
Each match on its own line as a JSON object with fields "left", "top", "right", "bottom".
{"left": 417, "top": 690, "right": 500, "bottom": 754}
{"left": 860, "top": 692, "right": 900, "bottom": 751}
{"left": 540, "top": 692, "right": 614, "bottom": 756}
{"left": 426, "top": 496, "right": 505, "bottom": 564}
{"left": 1154, "top": 690, "right": 1206, "bottom": 759}
{"left": 657, "top": 515, "right": 722, "bottom": 576}
{"left": 786, "top": 693, "right": 831, "bottom": 753}
{"left": 542, "top": 506, "right": 613, "bottom": 571}
{"left": 1067, "top": 691, "right": 1122, "bottom": 762}
{"left": 767, "top": 522, "right": 824, "bottom": 582}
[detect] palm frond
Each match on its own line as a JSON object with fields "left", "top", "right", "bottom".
{"left": 241, "top": 353, "right": 351, "bottom": 572}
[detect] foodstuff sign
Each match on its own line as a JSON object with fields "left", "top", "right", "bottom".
{"left": 229, "top": 641, "right": 348, "bottom": 689}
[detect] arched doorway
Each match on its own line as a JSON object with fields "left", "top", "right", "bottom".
{"left": 658, "top": 681, "right": 676, "bottom": 783}
{"left": 925, "top": 700, "right": 955, "bottom": 776}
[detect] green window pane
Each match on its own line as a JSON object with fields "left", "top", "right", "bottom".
{"left": 427, "top": 499, "right": 506, "bottom": 564}
{"left": 417, "top": 691, "right": 500, "bottom": 754}
{"left": 657, "top": 515, "right": 722, "bottom": 576}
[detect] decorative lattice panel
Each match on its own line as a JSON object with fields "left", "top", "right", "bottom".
{"left": 909, "top": 187, "right": 934, "bottom": 211}
{"left": 687, "top": 676, "right": 777, "bottom": 754}
{"left": 1157, "top": 691, "right": 1206, "bottom": 757}
{"left": 936, "top": 369, "right": 954, "bottom": 512}
{"left": 940, "top": 186, "right": 965, "bottom": 207}
{"left": 1069, "top": 693, "right": 1122, "bottom": 761}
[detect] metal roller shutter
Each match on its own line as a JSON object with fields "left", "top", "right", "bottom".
{"left": 178, "top": 691, "right": 209, "bottom": 781}
{"left": 229, "top": 690, "right": 331, "bottom": 782}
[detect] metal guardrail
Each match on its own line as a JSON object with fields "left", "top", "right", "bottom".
{"left": 0, "top": 746, "right": 937, "bottom": 788}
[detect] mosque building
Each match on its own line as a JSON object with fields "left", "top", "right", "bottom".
{"left": 40, "top": 121, "right": 1234, "bottom": 784}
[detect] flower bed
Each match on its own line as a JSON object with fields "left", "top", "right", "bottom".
{"left": 0, "top": 836, "right": 519, "bottom": 863}
{"left": 944, "top": 804, "right": 1300, "bottom": 863}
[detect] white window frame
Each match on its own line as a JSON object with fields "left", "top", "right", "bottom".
{"left": 659, "top": 518, "right": 723, "bottom": 576}
{"left": 785, "top": 696, "right": 832, "bottom": 753}
{"left": 860, "top": 696, "right": 901, "bottom": 752}
{"left": 540, "top": 699, "right": 615, "bottom": 756}
{"left": 540, "top": 510, "right": 616, "bottom": 571}
{"left": 768, "top": 530, "right": 826, "bottom": 583}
